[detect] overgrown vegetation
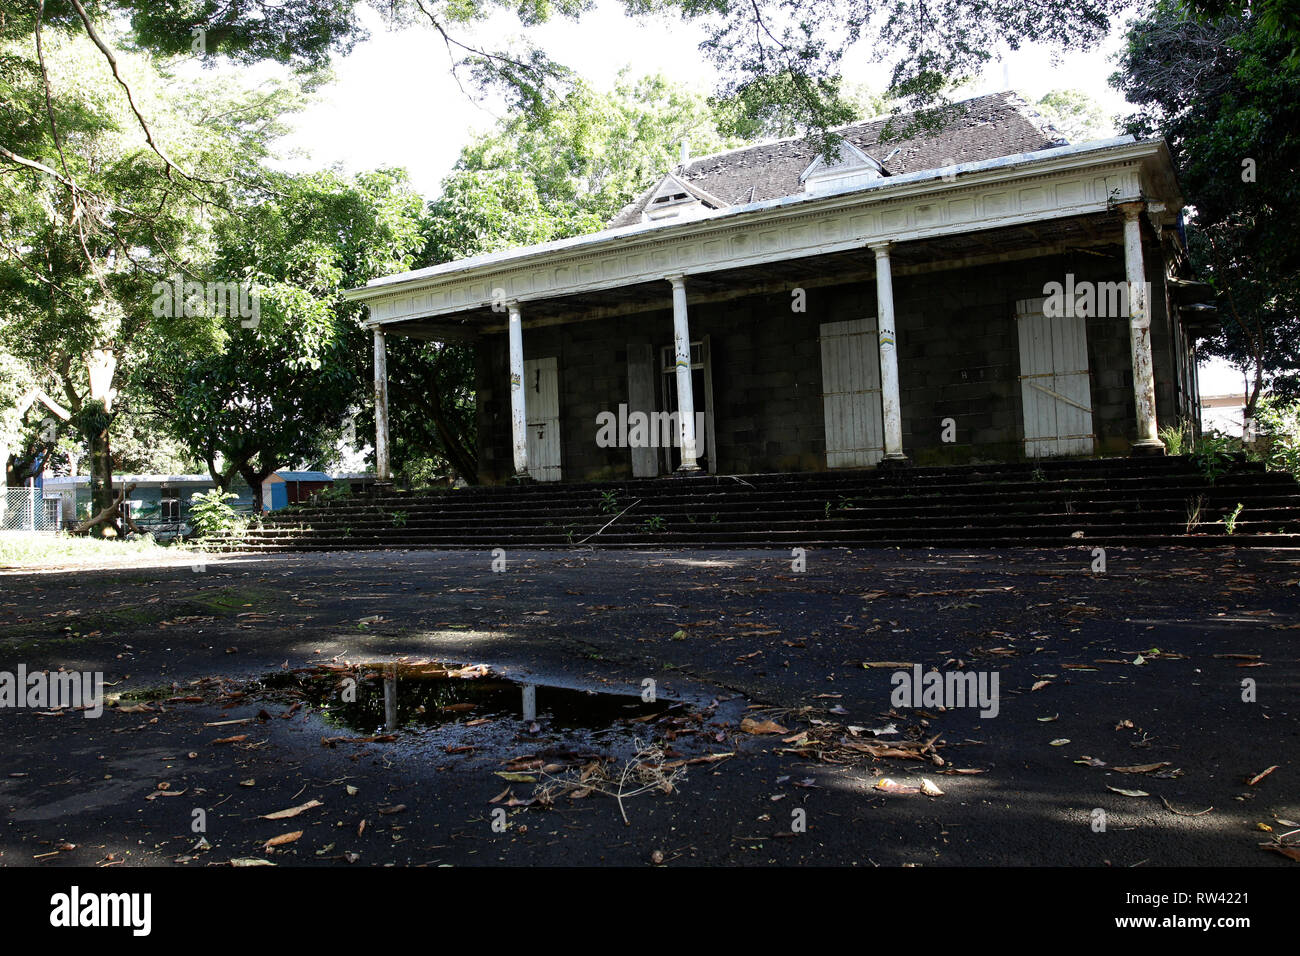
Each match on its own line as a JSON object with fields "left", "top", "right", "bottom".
{"left": 188, "top": 490, "right": 245, "bottom": 538}
{"left": 0, "top": 532, "right": 190, "bottom": 569}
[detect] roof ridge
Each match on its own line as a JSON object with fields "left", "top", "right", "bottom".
{"left": 677, "top": 90, "right": 1018, "bottom": 170}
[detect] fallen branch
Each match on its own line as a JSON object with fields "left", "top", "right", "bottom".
{"left": 1159, "top": 795, "right": 1213, "bottom": 817}
{"left": 575, "top": 497, "right": 641, "bottom": 546}
{"left": 71, "top": 483, "right": 134, "bottom": 535}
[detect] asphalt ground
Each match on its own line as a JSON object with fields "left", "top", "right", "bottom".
{"left": 1, "top": 545, "right": 1296, "bottom": 868}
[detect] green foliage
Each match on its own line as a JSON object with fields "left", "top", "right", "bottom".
{"left": 1159, "top": 420, "right": 1194, "bottom": 456}
{"left": 391, "top": 510, "right": 409, "bottom": 528}
{"left": 1223, "top": 502, "right": 1244, "bottom": 534}
{"left": 1191, "top": 431, "right": 1236, "bottom": 483}
{"left": 1034, "top": 89, "right": 1110, "bottom": 142}
{"left": 1253, "top": 396, "right": 1300, "bottom": 476}
{"left": 188, "top": 490, "right": 243, "bottom": 537}
{"left": 145, "top": 167, "right": 426, "bottom": 500}
{"left": 1113, "top": 3, "right": 1300, "bottom": 404}
{"left": 636, "top": 0, "right": 1128, "bottom": 142}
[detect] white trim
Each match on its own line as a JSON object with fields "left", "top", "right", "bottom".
{"left": 349, "top": 139, "right": 1180, "bottom": 332}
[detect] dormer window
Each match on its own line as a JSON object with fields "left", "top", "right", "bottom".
{"left": 800, "top": 141, "right": 887, "bottom": 194}
{"left": 641, "top": 174, "right": 729, "bottom": 223}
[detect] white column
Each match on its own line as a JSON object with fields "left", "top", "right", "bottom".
{"left": 870, "top": 243, "right": 906, "bottom": 461}
{"left": 667, "top": 275, "right": 700, "bottom": 471}
{"left": 372, "top": 328, "right": 391, "bottom": 480}
{"left": 1120, "top": 202, "right": 1163, "bottom": 452}
{"left": 507, "top": 301, "right": 529, "bottom": 476}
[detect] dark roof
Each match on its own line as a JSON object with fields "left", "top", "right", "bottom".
{"left": 607, "top": 91, "right": 1064, "bottom": 228}
{"left": 272, "top": 471, "right": 334, "bottom": 482}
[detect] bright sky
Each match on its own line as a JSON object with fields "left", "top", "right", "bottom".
{"left": 272, "top": 1, "right": 1135, "bottom": 198}
{"left": 261, "top": 1, "right": 1243, "bottom": 405}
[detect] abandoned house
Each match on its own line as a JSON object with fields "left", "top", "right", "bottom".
{"left": 344, "top": 91, "right": 1210, "bottom": 484}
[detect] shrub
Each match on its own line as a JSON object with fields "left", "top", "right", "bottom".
{"left": 1253, "top": 397, "right": 1300, "bottom": 477}
{"left": 188, "top": 490, "right": 244, "bottom": 537}
{"left": 1190, "top": 431, "right": 1236, "bottom": 483}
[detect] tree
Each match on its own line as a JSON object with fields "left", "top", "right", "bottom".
{"left": 1034, "top": 89, "right": 1110, "bottom": 143}
{"left": 142, "top": 168, "right": 426, "bottom": 509}
{"left": 1112, "top": 1, "right": 1300, "bottom": 414}
{"left": 628, "top": 0, "right": 1130, "bottom": 141}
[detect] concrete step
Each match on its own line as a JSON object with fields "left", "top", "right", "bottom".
{"left": 207, "top": 457, "right": 1300, "bottom": 552}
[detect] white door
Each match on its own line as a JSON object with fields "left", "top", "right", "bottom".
{"left": 820, "top": 318, "right": 884, "bottom": 468}
{"left": 1016, "top": 297, "right": 1095, "bottom": 457}
{"left": 524, "top": 356, "right": 561, "bottom": 481}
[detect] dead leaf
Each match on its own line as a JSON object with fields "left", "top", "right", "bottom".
{"left": 1112, "top": 762, "right": 1171, "bottom": 774}
{"left": 260, "top": 799, "right": 322, "bottom": 820}
{"left": 264, "top": 830, "right": 302, "bottom": 849}
{"left": 1247, "top": 765, "right": 1279, "bottom": 786}
{"left": 1106, "top": 786, "right": 1150, "bottom": 798}
{"left": 740, "top": 717, "right": 788, "bottom": 735}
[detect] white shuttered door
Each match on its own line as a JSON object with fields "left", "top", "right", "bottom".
{"left": 820, "top": 318, "right": 884, "bottom": 468}
{"left": 1016, "top": 297, "right": 1095, "bottom": 458}
{"left": 524, "top": 356, "right": 562, "bottom": 481}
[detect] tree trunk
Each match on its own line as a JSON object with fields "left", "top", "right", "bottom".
{"left": 237, "top": 462, "right": 275, "bottom": 513}
{"left": 88, "top": 422, "right": 118, "bottom": 538}
{"left": 85, "top": 349, "right": 120, "bottom": 538}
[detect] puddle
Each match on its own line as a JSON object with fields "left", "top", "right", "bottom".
{"left": 257, "top": 663, "right": 671, "bottom": 737}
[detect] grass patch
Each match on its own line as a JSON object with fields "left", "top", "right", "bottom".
{"left": 0, "top": 532, "right": 198, "bottom": 570}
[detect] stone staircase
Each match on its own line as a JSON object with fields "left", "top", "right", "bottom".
{"left": 204, "top": 457, "right": 1300, "bottom": 552}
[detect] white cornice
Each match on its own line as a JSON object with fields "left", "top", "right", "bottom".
{"left": 349, "top": 138, "right": 1181, "bottom": 330}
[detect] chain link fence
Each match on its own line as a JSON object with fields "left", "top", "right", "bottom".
{"left": 1, "top": 488, "right": 62, "bottom": 532}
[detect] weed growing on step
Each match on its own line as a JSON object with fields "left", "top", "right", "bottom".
{"left": 1184, "top": 496, "right": 1206, "bottom": 533}
{"left": 1192, "top": 432, "right": 1235, "bottom": 483}
{"left": 599, "top": 490, "right": 619, "bottom": 513}
{"left": 1224, "top": 503, "right": 1244, "bottom": 534}
{"left": 391, "top": 510, "right": 408, "bottom": 528}
{"left": 1159, "top": 420, "right": 1193, "bottom": 456}
{"left": 643, "top": 515, "right": 665, "bottom": 533}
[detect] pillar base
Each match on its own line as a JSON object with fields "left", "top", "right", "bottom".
{"left": 509, "top": 473, "right": 537, "bottom": 485}
{"left": 1130, "top": 440, "right": 1166, "bottom": 458}
{"left": 877, "top": 455, "right": 911, "bottom": 470}
{"left": 675, "top": 463, "right": 702, "bottom": 474}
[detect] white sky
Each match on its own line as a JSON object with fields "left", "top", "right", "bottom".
{"left": 259, "top": 2, "right": 1243, "bottom": 405}
{"left": 271, "top": 1, "right": 1135, "bottom": 198}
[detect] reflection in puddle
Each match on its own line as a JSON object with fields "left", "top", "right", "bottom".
{"left": 259, "top": 664, "right": 667, "bottom": 738}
